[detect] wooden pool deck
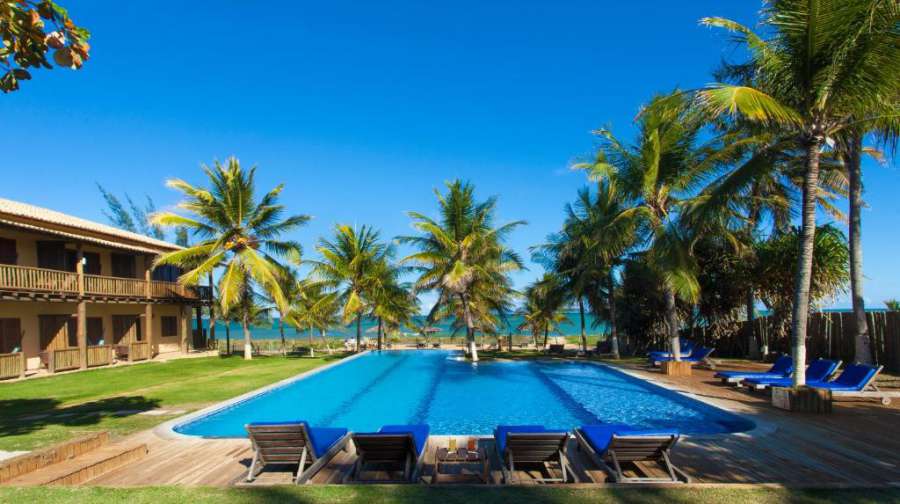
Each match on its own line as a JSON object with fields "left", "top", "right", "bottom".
{"left": 38, "top": 362, "right": 900, "bottom": 487}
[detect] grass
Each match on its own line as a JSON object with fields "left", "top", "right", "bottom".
{"left": 0, "top": 353, "right": 348, "bottom": 451}
{"left": 0, "top": 486, "right": 897, "bottom": 504}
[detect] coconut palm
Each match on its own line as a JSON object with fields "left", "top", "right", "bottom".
{"left": 309, "top": 225, "right": 390, "bottom": 351}
{"left": 287, "top": 278, "right": 341, "bottom": 355}
{"left": 400, "top": 180, "right": 525, "bottom": 362}
{"left": 588, "top": 92, "right": 717, "bottom": 360}
{"left": 697, "top": 0, "right": 899, "bottom": 385}
{"left": 368, "top": 262, "right": 417, "bottom": 350}
{"left": 152, "top": 158, "right": 309, "bottom": 359}
{"left": 519, "top": 274, "right": 568, "bottom": 349}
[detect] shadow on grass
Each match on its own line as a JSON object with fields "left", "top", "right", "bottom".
{"left": 0, "top": 396, "right": 161, "bottom": 438}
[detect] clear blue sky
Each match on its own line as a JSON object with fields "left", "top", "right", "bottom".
{"left": 1, "top": 1, "right": 897, "bottom": 309}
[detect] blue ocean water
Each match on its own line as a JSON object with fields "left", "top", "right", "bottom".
{"left": 203, "top": 312, "right": 608, "bottom": 341}
{"left": 175, "top": 350, "right": 753, "bottom": 436}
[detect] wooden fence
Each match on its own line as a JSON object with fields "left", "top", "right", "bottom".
{"left": 679, "top": 311, "right": 900, "bottom": 373}
{"left": 87, "top": 345, "right": 113, "bottom": 367}
{"left": 0, "top": 352, "right": 25, "bottom": 379}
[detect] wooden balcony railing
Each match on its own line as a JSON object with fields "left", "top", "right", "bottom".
{"left": 0, "top": 264, "right": 199, "bottom": 300}
{"left": 86, "top": 345, "right": 113, "bottom": 367}
{"left": 0, "top": 264, "right": 78, "bottom": 294}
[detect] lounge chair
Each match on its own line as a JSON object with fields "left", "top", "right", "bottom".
{"left": 652, "top": 347, "right": 715, "bottom": 367}
{"left": 742, "top": 359, "right": 841, "bottom": 390}
{"left": 715, "top": 355, "right": 793, "bottom": 385}
{"left": 647, "top": 341, "right": 695, "bottom": 364}
{"left": 574, "top": 424, "right": 688, "bottom": 484}
{"left": 810, "top": 364, "right": 898, "bottom": 405}
{"left": 493, "top": 425, "right": 572, "bottom": 484}
{"left": 432, "top": 342, "right": 441, "bottom": 349}
{"left": 245, "top": 421, "right": 350, "bottom": 484}
{"left": 548, "top": 344, "right": 565, "bottom": 355}
{"left": 348, "top": 424, "right": 429, "bottom": 483}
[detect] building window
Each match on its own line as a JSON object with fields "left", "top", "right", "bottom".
{"left": 0, "top": 318, "right": 22, "bottom": 353}
{"left": 111, "top": 253, "right": 136, "bottom": 278}
{"left": 87, "top": 317, "right": 104, "bottom": 345}
{"left": 0, "top": 238, "right": 16, "bottom": 265}
{"left": 161, "top": 316, "right": 178, "bottom": 337}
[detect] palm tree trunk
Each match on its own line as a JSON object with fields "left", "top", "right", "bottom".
{"left": 746, "top": 290, "right": 760, "bottom": 359}
{"left": 460, "top": 293, "right": 478, "bottom": 362}
{"left": 848, "top": 134, "right": 873, "bottom": 365}
{"left": 664, "top": 287, "right": 681, "bottom": 361}
{"left": 355, "top": 314, "right": 362, "bottom": 352}
{"left": 279, "top": 316, "right": 286, "bottom": 356}
{"left": 608, "top": 272, "right": 620, "bottom": 360}
{"left": 320, "top": 329, "right": 332, "bottom": 354}
{"left": 790, "top": 136, "right": 824, "bottom": 387}
{"left": 224, "top": 320, "right": 231, "bottom": 355}
{"left": 377, "top": 317, "right": 383, "bottom": 350}
{"left": 578, "top": 298, "right": 587, "bottom": 353}
{"left": 242, "top": 313, "right": 253, "bottom": 360}
{"left": 207, "top": 273, "right": 216, "bottom": 345}
{"left": 543, "top": 327, "right": 549, "bottom": 350}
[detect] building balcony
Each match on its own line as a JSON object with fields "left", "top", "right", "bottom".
{"left": 0, "top": 263, "right": 208, "bottom": 303}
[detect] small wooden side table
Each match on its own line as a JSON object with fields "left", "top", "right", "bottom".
{"left": 432, "top": 447, "right": 489, "bottom": 484}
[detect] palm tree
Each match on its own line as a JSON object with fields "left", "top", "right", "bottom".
{"left": 401, "top": 180, "right": 525, "bottom": 362}
{"left": 589, "top": 92, "right": 712, "bottom": 360}
{"left": 309, "top": 225, "right": 390, "bottom": 352}
{"left": 519, "top": 274, "right": 567, "bottom": 349}
{"left": 368, "top": 261, "right": 417, "bottom": 350}
{"left": 264, "top": 262, "right": 303, "bottom": 356}
{"left": 697, "top": 0, "right": 899, "bottom": 385}
{"left": 152, "top": 158, "right": 309, "bottom": 360}
{"left": 287, "top": 278, "right": 341, "bottom": 355}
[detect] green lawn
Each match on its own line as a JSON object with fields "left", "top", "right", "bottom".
{"left": 0, "top": 486, "right": 897, "bottom": 504}
{"left": 0, "top": 353, "right": 348, "bottom": 451}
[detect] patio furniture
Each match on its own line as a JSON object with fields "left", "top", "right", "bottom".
{"left": 432, "top": 443, "right": 489, "bottom": 484}
{"left": 245, "top": 421, "right": 350, "bottom": 484}
{"left": 742, "top": 359, "right": 841, "bottom": 390}
{"left": 548, "top": 344, "right": 565, "bottom": 355}
{"left": 810, "top": 364, "right": 898, "bottom": 405}
{"left": 647, "top": 341, "right": 695, "bottom": 363}
{"left": 432, "top": 342, "right": 441, "bottom": 349}
{"left": 574, "top": 424, "right": 688, "bottom": 484}
{"left": 715, "top": 355, "right": 793, "bottom": 384}
{"left": 348, "top": 424, "right": 429, "bottom": 483}
{"left": 493, "top": 425, "right": 572, "bottom": 484}
{"left": 651, "top": 347, "right": 715, "bottom": 368}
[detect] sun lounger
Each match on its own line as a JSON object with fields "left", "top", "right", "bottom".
{"left": 548, "top": 344, "right": 565, "bottom": 355}
{"left": 647, "top": 341, "right": 695, "bottom": 363}
{"left": 809, "top": 364, "right": 898, "bottom": 405}
{"left": 574, "top": 424, "right": 688, "bottom": 483}
{"left": 245, "top": 421, "right": 350, "bottom": 484}
{"left": 348, "top": 424, "right": 429, "bottom": 483}
{"left": 493, "top": 425, "right": 572, "bottom": 484}
{"left": 652, "top": 347, "right": 715, "bottom": 367}
{"left": 715, "top": 355, "right": 793, "bottom": 384}
{"left": 742, "top": 359, "right": 841, "bottom": 390}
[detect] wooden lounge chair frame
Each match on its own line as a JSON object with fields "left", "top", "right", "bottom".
{"left": 574, "top": 429, "right": 689, "bottom": 484}
{"left": 827, "top": 365, "right": 899, "bottom": 405}
{"left": 498, "top": 432, "right": 573, "bottom": 484}
{"left": 347, "top": 433, "right": 426, "bottom": 483}
{"left": 245, "top": 423, "right": 351, "bottom": 484}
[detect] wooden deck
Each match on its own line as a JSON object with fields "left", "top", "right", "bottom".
{"left": 50, "top": 363, "right": 900, "bottom": 487}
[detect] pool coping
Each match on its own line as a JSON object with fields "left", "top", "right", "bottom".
{"left": 157, "top": 350, "right": 774, "bottom": 441}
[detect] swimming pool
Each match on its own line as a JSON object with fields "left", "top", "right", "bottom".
{"left": 174, "top": 351, "right": 754, "bottom": 437}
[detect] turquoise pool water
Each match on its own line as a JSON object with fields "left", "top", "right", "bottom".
{"left": 174, "top": 351, "right": 753, "bottom": 437}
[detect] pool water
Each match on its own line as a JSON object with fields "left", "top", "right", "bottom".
{"left": 174, "top": 351, "right": 754, "bottom": 437}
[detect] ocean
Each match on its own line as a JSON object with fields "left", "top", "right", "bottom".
{"left": 201, "top": 312, "right": 609, "bottom": 341}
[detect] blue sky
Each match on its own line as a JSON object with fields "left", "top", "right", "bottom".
{"left": 1, "top": 1, "right": 897, "bottom": 309}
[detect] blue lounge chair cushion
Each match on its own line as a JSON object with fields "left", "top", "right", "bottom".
{"left": 493, "top": 425, "right": 568, "bottom": 454}
{"left": 811, "top": 364, "right": 879, "bottom": 392}
{"left": 743, "top": 359, "right": 839, "bottom": 388}
{"left": 378, "top": 424, "right": 430, "bottom": 456}
{"left": 657, "top": 347, "right": 714, "bottom": 363}
{"left": 579, "top": 424, "right": 679, "bottom": 455}
{"left": 247, "top": 421, "right": 348, "bottom": 458}
{"left": 648, "top": 342, "right": 695, "bottom": 361}
{"left": 715, "top": 355, "right": 793, "bottom": 380}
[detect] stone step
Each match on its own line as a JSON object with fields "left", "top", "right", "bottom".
{"left": 4, "top": 443, "right": 148, "bottom": 486}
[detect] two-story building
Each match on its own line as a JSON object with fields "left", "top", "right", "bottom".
{"left": 0, "top": 197, "right": 210, "bottom": 378}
